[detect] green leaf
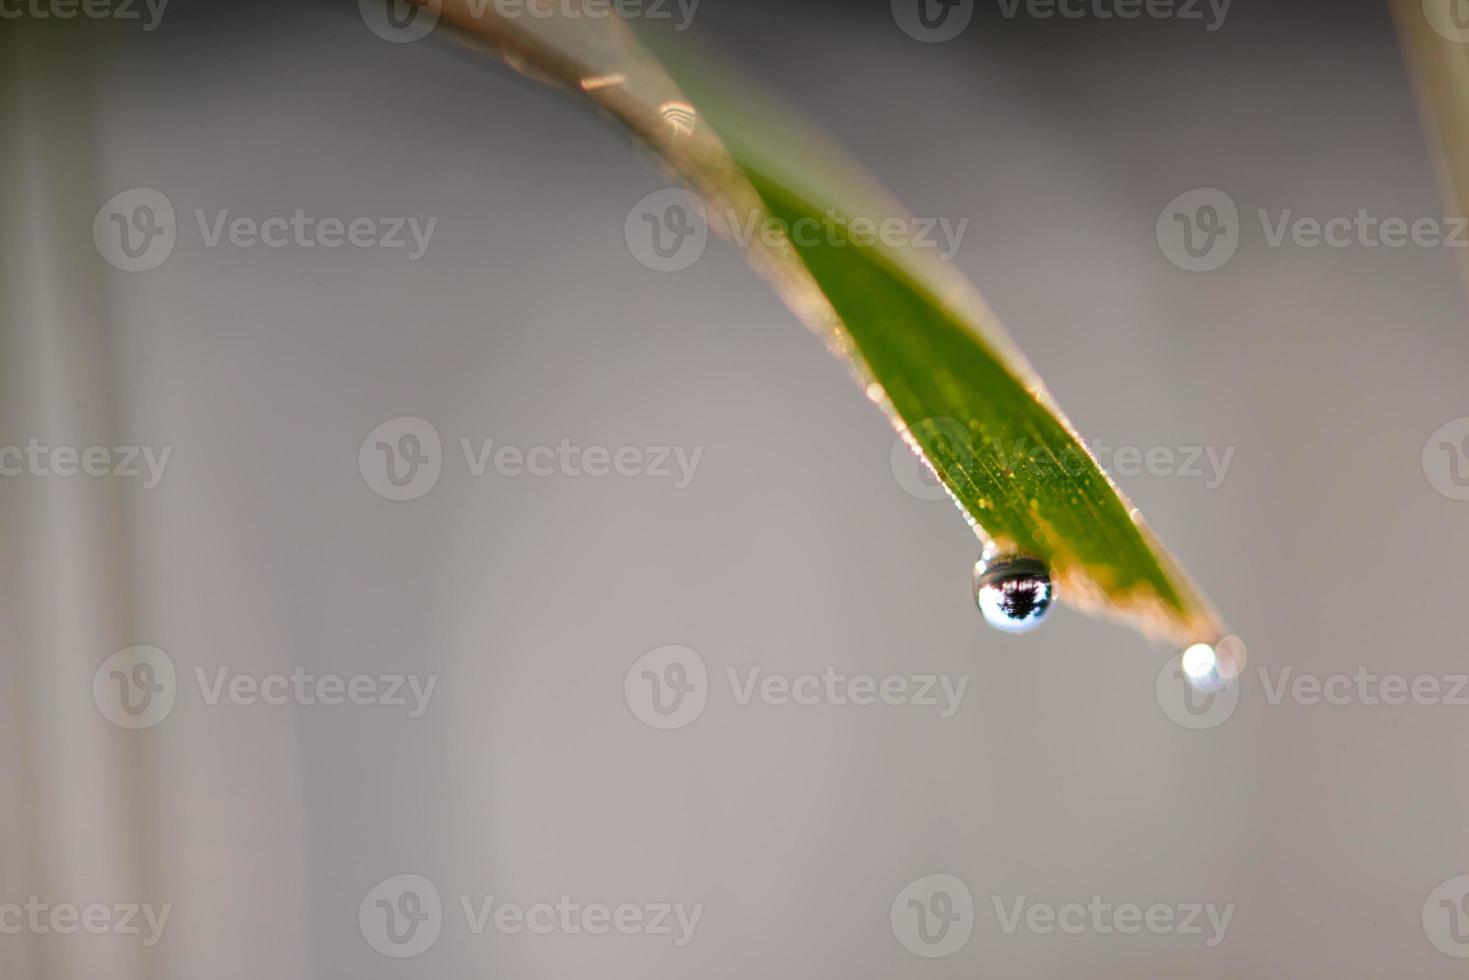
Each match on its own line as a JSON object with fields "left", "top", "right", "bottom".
{"left": 434, "top": 1, "right": 1226, "bottom": 647}
{"left": 743, "top": 165, "right": 1217, "bottom": 645}
{"left": 1395, "top": 0, "right": 1469, "bottom": 296}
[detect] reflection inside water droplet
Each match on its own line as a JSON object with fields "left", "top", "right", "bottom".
{"left": 973, "top": 555, "right": 1054, "bottom": 633}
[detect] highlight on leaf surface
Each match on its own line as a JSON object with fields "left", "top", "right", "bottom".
{"left": 431, "top": 0, "right": 1232, "bottom": 650}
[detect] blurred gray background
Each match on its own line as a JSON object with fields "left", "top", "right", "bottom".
{"left": 3, "top": 0, "right": 1469, "bottom": 976}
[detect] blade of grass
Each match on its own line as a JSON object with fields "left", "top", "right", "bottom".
{"left": 431, "top": 0, "right": 1227, "bottom": 648}
{"left": 1394, "top": 0, "right": 1469, "bottom": 299}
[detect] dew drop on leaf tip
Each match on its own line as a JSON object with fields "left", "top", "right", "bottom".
{"left": 973, "top": 554, "right": 1054, "bottom": 634}
{"left": 1178, "top": 635, "right": 1247, "bottom": 691}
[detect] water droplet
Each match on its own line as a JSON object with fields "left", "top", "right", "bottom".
{"left": 1181, "top": 642, "right": 1216, "bottom": 679}
{"left": 973, "top": 555, "right": 1054, "bottom": 633}
{"left": 1177, "top": 635, "right": 1246, "bottom": 692}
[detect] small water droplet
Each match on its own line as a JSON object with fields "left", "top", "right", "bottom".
{"left": 1177, "top": 635, "right": 1247, "bottom": 692}
{"left": 1181, "top": 642, "right": 1216, "bottom": 679}
{"left": 973, "top": 555, "right": 1054, "bottom": 633}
